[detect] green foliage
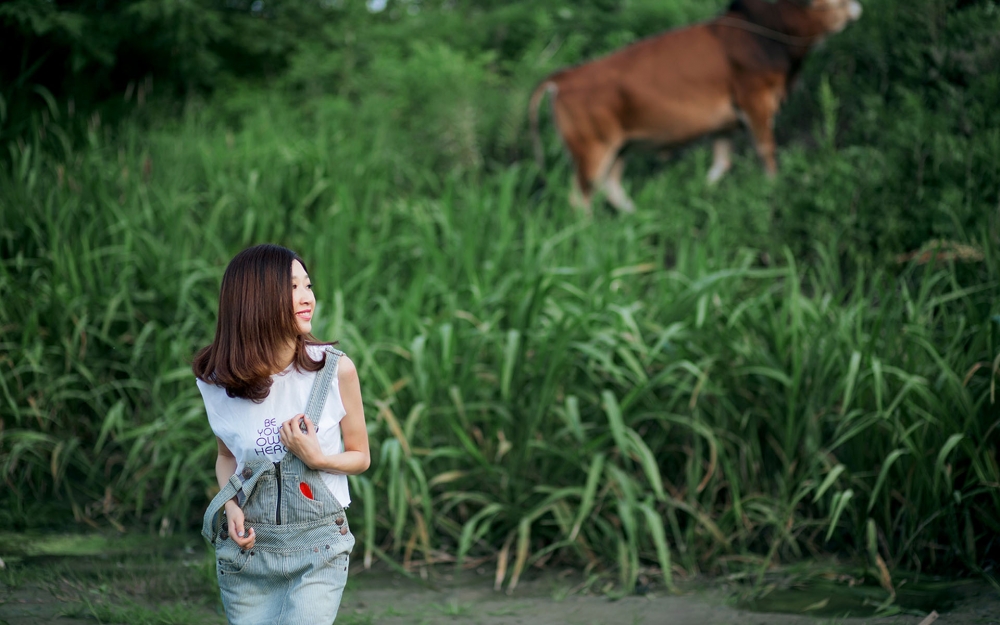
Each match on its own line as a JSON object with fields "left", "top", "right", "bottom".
{"left": 777, "top": 0, "right": 1000, "bottom": 254}
{"left": 1, "top": 0, "right": 999, "bottom": 598}
{"left": 2, "top": 90, "right": 998, "bottom": 591}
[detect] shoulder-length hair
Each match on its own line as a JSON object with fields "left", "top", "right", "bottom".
{"left": 192, "top": 243, "right": 326, "bottom": 402}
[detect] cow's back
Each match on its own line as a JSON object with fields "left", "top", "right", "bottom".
{"left": 550, "top": 25, "right": 739, "bottom": 145}
{"left": 531, "top": 0, "right": 863, "bottom": 213}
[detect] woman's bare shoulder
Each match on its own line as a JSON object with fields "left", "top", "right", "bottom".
{"left": 336, "top": 354, "right": 357, "bottom": 383}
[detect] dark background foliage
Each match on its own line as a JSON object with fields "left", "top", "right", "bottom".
{"left": 3, "top": 0, "right": 998, "bottom": 257}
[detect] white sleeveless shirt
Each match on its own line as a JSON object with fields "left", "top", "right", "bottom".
{"left": 196, "top": 344, "right": 351, "bottom": 507}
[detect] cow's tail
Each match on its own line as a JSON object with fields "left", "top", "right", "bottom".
{"left": 528, "top": 80, "right": 558, "bottom": 170}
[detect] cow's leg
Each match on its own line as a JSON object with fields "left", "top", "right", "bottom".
{"left": 706, "top": 137, "right": 732, "bottom": 185}
{"left": 603, "top": 155, "right": 636, "bottom": 213}
{"left": 748, "top": 112, "right": 777, "bottom": 178}
{"left": 568, "top": 140, "right": 620, "bottom": 216}
{"left": 735, "top": 80, "right": 784, "bottom": 178}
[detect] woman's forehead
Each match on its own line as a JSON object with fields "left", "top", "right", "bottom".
{"left": 291, "top": 259, "right": 308, "bottom": 277}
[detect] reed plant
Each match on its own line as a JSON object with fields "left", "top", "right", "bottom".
{"left": 1, "top": 89, "right": 997, "bottom": 597}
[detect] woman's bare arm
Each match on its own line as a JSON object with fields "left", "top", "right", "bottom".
{"left": 216, "top": 437, "right": 238, "bottom": 489}
{"left": 279, "top": 355, "right": 371, "bottom": 475}
{"left": 216, "top": 437, "right": 254, "bottom": 548}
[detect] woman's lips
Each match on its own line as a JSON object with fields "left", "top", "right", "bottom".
{"left": 296, "top": 310, "right": 312, "bottom": 321}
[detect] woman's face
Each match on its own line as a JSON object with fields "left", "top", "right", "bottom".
{"left": 291, "top": 260, "right": 315, "bottom": 335}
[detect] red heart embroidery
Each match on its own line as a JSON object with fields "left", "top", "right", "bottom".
{"left": 299, "top": 482, "right": 314, "bottom": 500}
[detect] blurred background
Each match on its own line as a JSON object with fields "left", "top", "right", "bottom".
{"left": 1, "top": 0, "right": 999, "bottom": 614}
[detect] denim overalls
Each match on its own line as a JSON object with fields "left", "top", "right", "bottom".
{"left": 202, "top": 348, "right": 355, "bottom": 625}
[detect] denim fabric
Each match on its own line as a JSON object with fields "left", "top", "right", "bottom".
{"left": 214, "top": 453, "right": 355, "bottom": 625}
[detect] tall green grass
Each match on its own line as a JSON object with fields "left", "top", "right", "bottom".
{"left": 1, "top": 91, "right": 997, "bottom": 597}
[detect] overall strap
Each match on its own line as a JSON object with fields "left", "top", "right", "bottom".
{"left": 304, "top": 346, "right": 343, "bottom": 427}
{"left": 202, "top": 472, "right": 247, "bottom": 542}
{"left": 201, "top": 346, "right": 345, "bottom": 543}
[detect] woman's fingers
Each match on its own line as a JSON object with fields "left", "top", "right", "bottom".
{"left": 279, "top": 414, "right": 303, "bottom": 440}
{"left": 279, "top": 414, "right": 313, "bottom": 445}
{"left": 225, "top": 505, "right": 255, "bottom": 548}
{"left": 234, "top": 529, "right": 255, "bottom": 549}
{"left": 229, "top": 520, "right": 255, "bottom": 548}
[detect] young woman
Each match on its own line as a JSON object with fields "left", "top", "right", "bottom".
{"left": 193, "top": 243, "right": 370, "bottom": 624}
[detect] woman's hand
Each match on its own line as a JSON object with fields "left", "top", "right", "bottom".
{"left": 278, "top": 356, "right": 370, "bottom": 476}
{"left": 224, "top": 499, "right": 255, "bottom": 549}
{"left": 279, "top": 414, "right": 324, "bottom": 469}
{"left": 216, "top": 439, "right": 254, "bottom": 549}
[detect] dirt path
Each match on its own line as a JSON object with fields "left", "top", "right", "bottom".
{"left": 5, "top": 564, "right": 994, "bottom": 625}
{"left": 0, "top": 532, "right": 997, "bottom": 625}
{"left": 339, "top": 568, "right": 999, "bottom": 625}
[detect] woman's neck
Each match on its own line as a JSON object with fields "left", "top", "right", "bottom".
{"left": 275, "top": 339, "right": 297, "bottom": 373}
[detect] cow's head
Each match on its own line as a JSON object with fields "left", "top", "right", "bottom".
{"left": 802, "top": 0, "right": 863, "bottom": 34}
{"left": 741, "top": 0, "right": 863, "bottom": 39}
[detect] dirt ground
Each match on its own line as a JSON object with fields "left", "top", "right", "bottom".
{"left": 337, "top": 568, "right": 999, "bottom": 625}
{"left": 0, "top": 532, "right": 998, "bottom": 625}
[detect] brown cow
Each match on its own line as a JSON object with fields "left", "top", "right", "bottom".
{"left": 529, "top": 0, "right": 863, "bottom": 214}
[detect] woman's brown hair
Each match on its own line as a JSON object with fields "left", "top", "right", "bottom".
{"left": 192, "top": 244, "right": 326, "bottom": 402}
